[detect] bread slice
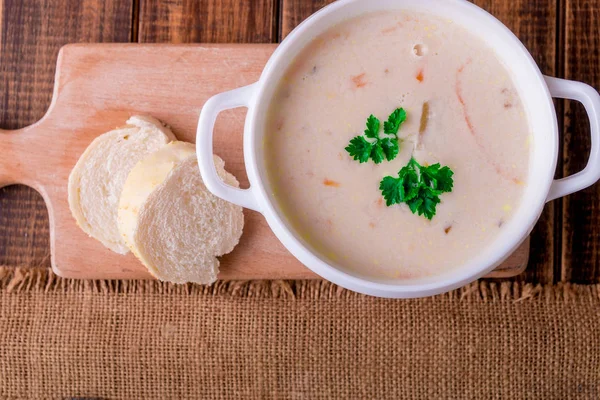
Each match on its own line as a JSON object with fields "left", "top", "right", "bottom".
{"left": 118, "top": 141, "right": 244, "bottom": 284}
{"left": 68, "top": 116, "right": 175, "bottom": 254}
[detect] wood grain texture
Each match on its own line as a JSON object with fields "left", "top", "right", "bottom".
{"left": 3, "top": 0, "right": 598, "bottom": 283}
{"left": 280, "top": 0, "right": 557, "bottom": 283}
{"left": 0, "top": 0, "right": 133, "bottom": 268}
{"left": 0, "top": 186, "right": 50, "bottom": 267}
{"left": 562, "top": 0, "right": 600, "bottom": 283}
{"left": 138, "top": 0, "right": 277, "bottom": 43}
{"left": 280, "top": 0, "right": 332, "bottom": 38}
{"left": 0, "top": 44, "right": 528, "bottom": 280}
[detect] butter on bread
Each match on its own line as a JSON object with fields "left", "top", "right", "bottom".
{"left": 68, "top": 115, "right": 175, "bottom": 254}
{"left": 118, "top": 141, "right": 244, "bottom": 284}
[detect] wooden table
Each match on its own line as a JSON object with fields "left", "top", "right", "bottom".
{"left": 0, "top": 0, "right": 598, "bottom": 284}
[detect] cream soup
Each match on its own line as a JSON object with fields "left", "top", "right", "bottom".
{"left": 265, "top": 11, "right": 530, "bottom": 281}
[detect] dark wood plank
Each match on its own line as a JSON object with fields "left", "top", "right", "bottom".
{"left": 280, "top": 0, "right": 332, "bottom": 38}
{"left": 562, "top": 0, "right": 600, "bottom": 283}
{"left": 280, "top": 0, "right": 558, "bottom": 283}
{"left": 0, "top": 0, "right": 133, "bottom": 267}
{"left": 0, "top": 186, "right": 50, "bottom": 267}
{"left": 138, "top": 0, "right": 277, "bottom": 43}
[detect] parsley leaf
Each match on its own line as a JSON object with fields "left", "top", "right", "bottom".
{"left": 379, "top": 157, "right": 454, "bottom": 220}
{"left": 399, "top": 160, "right": 422, "bottom": 201}
{"left": 380, "top": 137, "right": 399, "bottom": 161}
{"left": 379, "top": 161, "right": 420, "bottom": 206}
{"left": 346, "top": 108, "right": 406, "bottom": 164}
{"left": 364, "top": 115, "right": 380, "bottom": 139}
{"left": 345, "top": 136, "right": 372, "bottom": 163}
{"left": 383, "top": 107, "right": 407, "bottom": 135}
{"left": 380, "top": 176, "right": 404, "bottom": 206}
{"left": 370, "top": 142, "right": 385, "bottom": 164}
{"left": 408, "top": 186, "right": 441, "bottom": 220}
{"left": 421, "top": 163, "right": 454, "bottom": 193}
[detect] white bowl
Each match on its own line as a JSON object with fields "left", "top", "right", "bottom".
{"left": 196, "top": 0, "right": 600, "bottom": 298}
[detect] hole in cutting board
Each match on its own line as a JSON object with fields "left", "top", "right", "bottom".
{"left": 212, "top": 108, "right": 249, "bottom": 189}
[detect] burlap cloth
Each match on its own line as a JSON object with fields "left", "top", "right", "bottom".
{"left": 1, "top": 267, "right": 599, "bottom": 399}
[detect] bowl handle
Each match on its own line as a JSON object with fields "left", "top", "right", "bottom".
{"left": 196, "top": 83, "right": 261, "bottom": 212}
{"left": 545, "top": 76, "right": 600, "bottom": 202}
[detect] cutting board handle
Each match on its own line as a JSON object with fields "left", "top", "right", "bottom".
{"left": 0, "top": 125, "right": 44, "bottom": 188}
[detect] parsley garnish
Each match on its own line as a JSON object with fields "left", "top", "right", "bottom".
{"left": 379, "top": 158, "right": 454, "bottom": 220}
{"left": 384, "top": 107, "right": 407, "bottom": 134}
{"left": 345, "top": 108, "right": 406, "bottom": 164}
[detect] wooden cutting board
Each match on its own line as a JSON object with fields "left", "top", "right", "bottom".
{"left": 0, "top": 44, "right": 529, "bottom": 280}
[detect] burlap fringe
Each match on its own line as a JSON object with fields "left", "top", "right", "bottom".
{"left": 1, "top": 266, "right": 599, "bottom": 302}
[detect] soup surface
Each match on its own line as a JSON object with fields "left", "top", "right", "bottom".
{"left": 265, "top": 10, "right": 530, "bottom": 281}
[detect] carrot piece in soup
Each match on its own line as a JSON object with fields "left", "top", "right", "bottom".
{"left": 416, "top": 68, "right": 424, "bottom": 82}
{"left": 323, "top": 179, "right": 341, "bottom": 187}
{"left": 351, "top": 73, "right": 367, "bottom": 88}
